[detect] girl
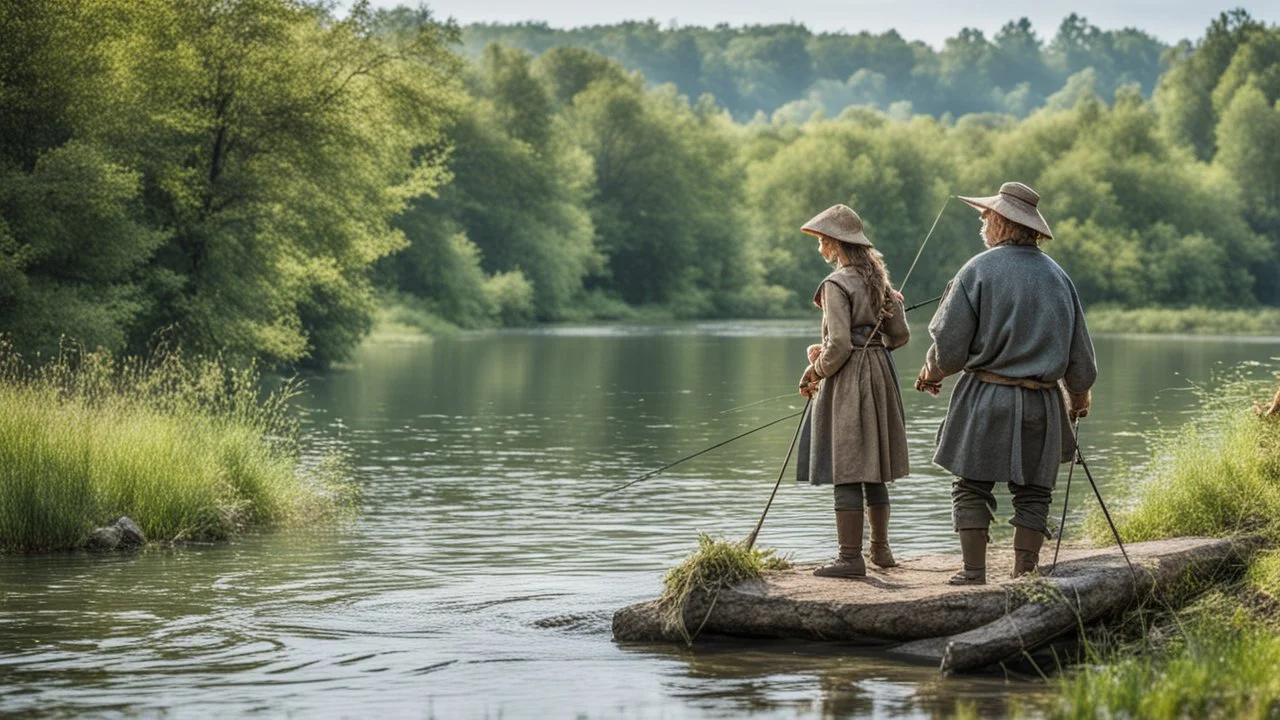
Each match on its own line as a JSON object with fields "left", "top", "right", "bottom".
{"left": 797, "top": 204, "right": 910, "bottom": 578}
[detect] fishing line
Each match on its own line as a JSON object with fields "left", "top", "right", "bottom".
{"left": 1075, "top": 427, "right": 1139, "bottom": 584}
{"left": 1048, "top": 428, "right": 1077, "bottom": 575}
{"left": 898, "top": 195, "right": 953, "bottom": 295}
{"left": 582, "top": 408, "right": 805, "bottom": 502}
{"left": 1048, "top": 420, "right": 1138, "bottom": 583}
{"left": 717, "top": 392, "right": 796, "bottom": 415}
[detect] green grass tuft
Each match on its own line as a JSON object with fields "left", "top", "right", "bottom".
{"left": 1247, "top": 549, "right": 1280, "bottom": 601}
{"left": 1086, "top": 376, "right": 1280, "bottom": 546}
{"left": 0, "top": 340, "right": 352, "bottom": 553}
{"left": 659, "top": 532, "right": 790, "bottom": 643}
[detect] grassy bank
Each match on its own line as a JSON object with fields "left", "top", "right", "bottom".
{"left": 1051, "top": 374, "right": 1280, "bottom": 718}
{"left": 0, "top": 342, "right": 350, "bottom": 553}
{"left": 365, "top": 293, "right": 809, "bottom": 345}
{"left": 1087, "top": 306, "right": 1280, "bottom": 336}
{"left": 370, "top": 301, "right": 1280, "bottom": 346}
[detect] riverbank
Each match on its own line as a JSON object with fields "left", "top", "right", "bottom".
{"left": 368, "top": 301, "right": 1280, "bottom": 346}
{"left": 0, "top": 344, "right": 351, "bottom": 553}
{"left": 1048, "top": 375, "right": 1280, "bottom": 718}
{"left": 1080, "top": 306, "right": 1280, "bottom": 336}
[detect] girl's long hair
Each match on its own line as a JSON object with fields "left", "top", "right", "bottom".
{"left": 829, "top": 238, "right": 895, "bottom": 319}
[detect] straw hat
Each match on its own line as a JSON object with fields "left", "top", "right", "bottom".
{"left": 801, "top": 204, "right": 872, "bottom": 247}
{"left": 957, "top": 182, "right": 1053, "bottom": 239}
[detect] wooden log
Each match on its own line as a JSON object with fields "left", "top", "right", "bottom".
{"left": 933, "top": 535, "right": 1264, "bottom": 673}
{"left": 613, "top": 536, "right": 1264, "bottom": 673}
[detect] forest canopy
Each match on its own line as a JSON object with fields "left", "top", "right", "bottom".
{"left": 2, "top": 2, "right": 1278, "bottom": 367}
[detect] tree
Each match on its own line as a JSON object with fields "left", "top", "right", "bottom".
{"left": 0, "top": 0, "right": 465, "bottom": 366}
{"left": 0, "top": 0, "right": 164, "bottom": 356}
{"left": 1215, "top": 84, "right": 1280, "bottom": 300}
{"left": 1156, "top": 9, "right": 1264, "bottom": 159}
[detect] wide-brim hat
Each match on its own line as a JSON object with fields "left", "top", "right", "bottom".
{"left": 801, "top": 204, "right": 872, "bottom": 247}
{"left": 958, "top": 181, "right": 1053, "bottom": 239}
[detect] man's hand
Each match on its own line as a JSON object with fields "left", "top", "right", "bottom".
{"left": 807, "top": 344, "right": 822, "bottom": 364}
{"left": 1067, "top": 389, "right": 1091, "bottom": 421}
{"left": 915, "top": 366, "right": 942, "bottom": 396}
{"left": 799, "top": 365, "right": 820, "bottom": 398}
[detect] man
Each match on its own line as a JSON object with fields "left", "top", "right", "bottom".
{"left": 915, "top": 181, "right": 1096, "bottom": 585}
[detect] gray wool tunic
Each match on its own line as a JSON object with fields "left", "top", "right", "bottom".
{"left": 924, "top": 244, "right": 1097, "bottom": 488}
{"left": 796, "top": 267, "right": 911, "bottom": 487}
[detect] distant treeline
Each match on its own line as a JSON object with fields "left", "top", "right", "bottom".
{"left": 2, "top": 2, "right": 1279, "bottom": 368}
{"left": 460, "top": 16, "right": 1169, "bottom": 119}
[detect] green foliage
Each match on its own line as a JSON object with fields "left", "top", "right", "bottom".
{"left": 1156, "top": 9, "right": 1269, "bottom": 161}
{"left": 386, "top": 45, "right": 598, "bottom": 324}
{"left": 8, "top": 6, "right": 1280, "bottom": 364}
{"left": 0, "top": 341, "right": 351, "bottom": 553}
{"left": 1247, "top": 549, "right": 1280, "bottom": 600}
{"left": 1087, "top": 306, "right": 1280, "bottom": 335}
{"left": 461, "top": 16, "right": 1166, "bottom": 120}
{"left": 1086, "top": 375, "right": 1280, "bottom": 546}
{"left": 0, "top": 0, "right": 464, "bottom": 367}
{"left": 1051, "top": 613, "right": 1280, "bottom": 720}
{"left": 659, "top": 532, "right": 790, "bottom": 643}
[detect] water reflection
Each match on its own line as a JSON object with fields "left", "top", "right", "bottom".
{"left": 2, "top": 322, "right": 1278, "bottom": 716}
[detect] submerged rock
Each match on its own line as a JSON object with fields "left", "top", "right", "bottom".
{"left": 83, "top": 516, "right": 147, "bottom": 552}
{"left": 613, "top": 536, "right": 1264, "bottom": 673}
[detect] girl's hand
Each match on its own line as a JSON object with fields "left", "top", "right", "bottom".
{"left": 807, "top": 344, "right": 822, "bottom": 364}
{"left": 892, "top": 289, "right": 904, "bottom": 303}
{"left": 799, "top": 366, "right": 819, "bottom": 398}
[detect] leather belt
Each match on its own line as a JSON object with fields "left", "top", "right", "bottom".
{"left": 966, "top": 369, "right": 1057, "bottom": 390}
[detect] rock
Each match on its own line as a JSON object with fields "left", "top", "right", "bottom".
{"left": 613, "top": 536, "right": 1265, "bottom": 673}
{"left": 114, "top": 516, "right": 146, "bottom": 548}
{"left": 84, "top": 526, "right": 122, "bottom": 551}
{"left": 82, "top": 516, "right": 147, "bottom": 552}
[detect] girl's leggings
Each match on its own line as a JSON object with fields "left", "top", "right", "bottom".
{"left": 833, "top": 482, "right": 889, "bottom": 510}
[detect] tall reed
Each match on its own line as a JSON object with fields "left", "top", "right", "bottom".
{"left": 0, "top": 339, "right": 349, "bottom": 552}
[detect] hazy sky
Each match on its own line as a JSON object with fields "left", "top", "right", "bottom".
{"left": 368, "top": 0, "right": 1278, "bottom": 47}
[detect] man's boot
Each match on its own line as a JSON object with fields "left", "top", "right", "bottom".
{"left": 948, "top": 529, "right": 988, "bottom": 585}
{"left": 867, "top": 505, "right": 897, "bottom": 568}
{"left": 814, "top": 509, "right": 866, "bottom": 578}
{"left": 1012, "top": 526, "right": 1045, "bottom": 578}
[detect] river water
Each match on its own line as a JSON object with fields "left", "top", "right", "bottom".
{"left": 2, "top": 323, "right": 1278, "bottom": 718}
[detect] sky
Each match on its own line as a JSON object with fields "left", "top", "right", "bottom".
{"left": 366, "top": 0, "right": 1279, "bottom": 47}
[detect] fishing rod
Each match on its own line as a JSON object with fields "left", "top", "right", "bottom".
{"left": 746, "top": 397, "right": 811, "bottom": 549}
{"left": 905, "top": 294, "right": 942, "bottom": 313}
{"left": 1048, "top": 420, "right": 1139, "bottom": 583}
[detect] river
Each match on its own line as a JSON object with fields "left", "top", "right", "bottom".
{"left": 2, "top": 323, "right": 1277, "bottom": 718}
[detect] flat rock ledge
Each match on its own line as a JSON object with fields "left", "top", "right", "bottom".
{"left": 613, "top": 536, "right": 1264, "bottom": 673}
